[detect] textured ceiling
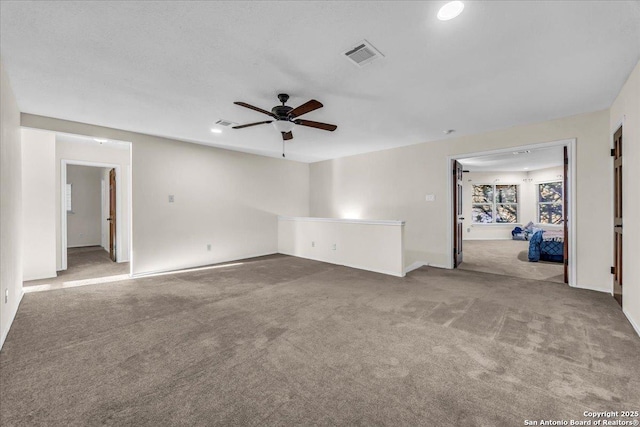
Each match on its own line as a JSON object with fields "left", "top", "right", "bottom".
{"left": 2, "top": 1, "right": 639, "bottom": 162}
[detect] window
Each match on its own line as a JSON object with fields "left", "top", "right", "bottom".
{"left": 66, "top": 183, "right": 73, "bottom": 213}
{"left": 537, "top": 181, "right": 563, "bottom": 224}
{"left": 472, "top": 184, "right": 519, "bottom": 223}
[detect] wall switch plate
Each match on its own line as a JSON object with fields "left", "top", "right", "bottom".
{"left": 331, "top": 244, "right": 337, "bottom": 251}
{"left": 311, "top": 241, "right": 315, "bottom": 247}
{"left": 168, "top": 195, "right": 175, "bottom": 203}
{"left": 425, "top": 194, "right": 436, "bottom": 202}
{"left": 207, "top": 244, "right": 212, "bottom": 251}
{"left": 4, "top": 289, "right": 8, "bottom": 303}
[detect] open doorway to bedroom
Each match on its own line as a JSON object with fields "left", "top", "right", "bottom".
{"left": 63, "top": 163, "right": 127, "bottom": 281}
{"left": 21, "top": 132, "right": 132, "bottom": 292}
{"left": 450, "top": 140, "right": 574, "bottom": 285}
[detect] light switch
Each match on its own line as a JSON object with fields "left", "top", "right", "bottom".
{"left": 168, "top": 195, "right": 175, "bottom": 203}
{"left": 425, "top": 194, "right": 436, "bottom": 202}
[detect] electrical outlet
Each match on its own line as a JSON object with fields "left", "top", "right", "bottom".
{"left": 467, "top": 227, "right": 471, "bottom": 233}
{"left": 4, "top": 289, "right": 8, "bottom": 303}
{"left": 331, "top": 244, "right": 337, "bottom": 251}
{"left": 425, "top": 194, "right": 436, "bottom": 202}
{"left": 168, "top": 195, "right": 175, "bottom": 203}
{"left": 207, "top": 244, "right": 212, "bottom": 251}
{"left": 311, "top": 241, "right": 315, "bottom": 247}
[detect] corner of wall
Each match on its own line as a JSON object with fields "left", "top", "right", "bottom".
{"left": 0, "top": 59, "right": 24, "bottom": 351}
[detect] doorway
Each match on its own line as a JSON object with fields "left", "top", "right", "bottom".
{"left": 448, "top": 139, "right": 576, "bottom": 286}
{"left": 63, "top": 163, "right": 127, "bottom": 281}
{"left": 613, "top": 126, "right": 623, "bottom": 305}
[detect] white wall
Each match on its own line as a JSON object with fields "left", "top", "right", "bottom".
{"left": 55, "top": 137, "right": 131, "bottom": 268}
{"left": 21, "top": 129, "right": 56, "bottom": 281}
{"left": 463, "top": 167, "right": 563, "bottom": 240}
{"left": 278, "top": 217, "right": 405, "bottom": 277}
{"left": 21, "top": 114, "right": 310, "bottom": 276}
{"left": 66, "top": 165, "right": 102, "bottom": 248}
{"left": 610, "top": 59, "right": 640, "bottom": 335}
{"left": 310, "top": 109, "right": 611, "bottom": 292}
{"left": 0, "top": 61, "right": 23, "bottom": 350}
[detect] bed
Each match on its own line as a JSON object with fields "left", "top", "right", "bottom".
{"left": 528, "top": 229, "right": 564, "bottom": 263}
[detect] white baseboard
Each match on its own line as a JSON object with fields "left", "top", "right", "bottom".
{"left": 132, "top": 251, "right": 278, "bottom": 278}
{"left": 405, "top": 261, "right": 427, "bottom": 274}
{"left": 429, "top": 263, "right": 451, "bottom": 269}
{"left": 623, "top": 308, "right": 640, "bottom": 338}
{"left": 0, "top": 289, "right": 25, "bottom": 351}
{"left": 571, "top": 284, "right": 611, "bottom": 293}
{"left": 279, "top": 252, "right": 404, "bottom": 277}
{"left": 23, "top": 271, "right": 58, "bottom": 282}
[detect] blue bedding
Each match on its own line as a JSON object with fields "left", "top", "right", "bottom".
{"left": 528, "top": 230, "right": 564, "bottom": 263}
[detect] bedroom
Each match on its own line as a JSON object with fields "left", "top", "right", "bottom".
{"left": 456, "top": 145, "right": 568, "bottom": 284}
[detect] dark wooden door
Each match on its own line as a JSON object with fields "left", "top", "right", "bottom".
{"left": 109, "top": 168, "right": 117, "bottom": 262}
{"left": 613, "top": 127, "right": 623, "bottom": 306}
{"left": 563, "top": 146, "right": 569, "bottom": 284}
{"left": 453, "top": 160, "right": 464, "bottom": 267}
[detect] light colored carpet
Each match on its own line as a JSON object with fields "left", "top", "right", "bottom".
{"left": 1, "top": 255, "right": 637, "bottom": 426}
{"left": 458, "top": 239, "right": 564, "bottom": 283}
{"left": 23, "top": 246, "right": 130, "bottom": 289}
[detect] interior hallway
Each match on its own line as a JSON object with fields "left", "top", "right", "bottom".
{"left": 2, "top": 255, "right": 637, "bottom": 426}
{"left": 458, "top": 239, "right": 564, "bottom": 284}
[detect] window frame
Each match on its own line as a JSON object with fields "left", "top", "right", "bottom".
{"left": 471, "top": 183, "right": 520, "bottom": 225}
{"left": 536, "top": 180, "right": 564, "bottom": 225}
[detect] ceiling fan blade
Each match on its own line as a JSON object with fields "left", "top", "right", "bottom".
{"left": 232, "top": 120, "right": 273, "bottom": 129}
{"left": 294, "top": 119, "right": 337, "bottom": 132}
{"left": 287, "top": 99, "right": 323, "bottom": 118}
{"left": 234, "top": 102, "right": 277, "bottom": 118}
{"left": 282, "top": 131, "right": 293, "bottom": 141}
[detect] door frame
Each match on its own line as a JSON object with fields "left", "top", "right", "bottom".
{"left": 61, "top": 159, "right": 125, "bottom": 271}
{"left": 611, "top": 115, "right": 625, "bottom": 300}
{"left": 446, "top": 138, "right": 577, "bottom": 287}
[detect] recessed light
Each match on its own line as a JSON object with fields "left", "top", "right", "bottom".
{"left": 437, "top": 1, "right": 465, "bottom": 21}
{"left": 211, "top": 128, "right": 222, "bottom": 134}
{"left": 443, "top": 129, "right": 455, "bottom": 135}
{"left": 94, "top": 138, "right": 108, "bottom": 143}
{"left": 523, "top": 167, "right": 529, "bottom": 170}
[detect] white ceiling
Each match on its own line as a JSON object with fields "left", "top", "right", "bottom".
{"left": 458, "top": 146, "right": 564, "bottom": 172}
{"left": 2, "top": 1, "right": 639, "bottom": 163}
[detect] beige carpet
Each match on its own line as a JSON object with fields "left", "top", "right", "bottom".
{"left": 458, "top": 239, "right": 565, "bottom": 283}
{"left": 1, "top": 255, "right": 638, "bottom": 426}
{"left": 24, "top": 246, "right": 130, "bottom": 289}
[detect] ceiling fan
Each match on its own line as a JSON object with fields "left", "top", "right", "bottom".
{"left": 233, "top": 94, "right": 337, "bottom": 144}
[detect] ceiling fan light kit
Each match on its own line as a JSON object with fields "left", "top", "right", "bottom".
{"left": 272, "top": 120, "right": 295, "bottom": 133}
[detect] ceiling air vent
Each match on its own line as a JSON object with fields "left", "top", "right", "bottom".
{"left": 215, "top": 119, "right": 237, "bottom": 127}
{"left": 343, "top": 40, "right": 384, "bottom": 67}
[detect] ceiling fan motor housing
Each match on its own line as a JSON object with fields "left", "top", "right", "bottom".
{"left": 272, "top": 105, "right": 293, "bottom": 119}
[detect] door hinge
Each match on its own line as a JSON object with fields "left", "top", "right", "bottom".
{"left": 611, "top": 148, "right": 616, "bottom": 157}
{"left": 564, "top": 157, "right": 569, "bottom": 165}
{"left": 611, "top": 266, "right": 615, "bottom": 275}
{"left": 564, "top": 259, "right": 568, "bottom": 266}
